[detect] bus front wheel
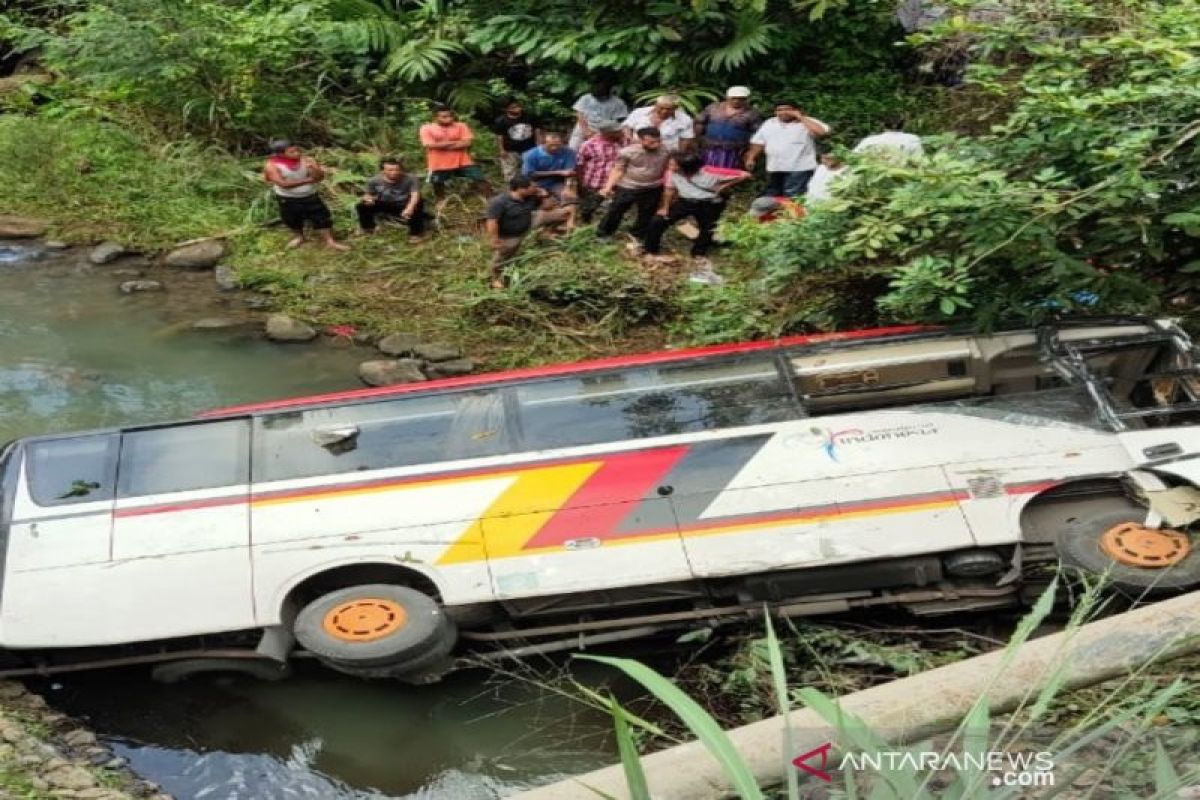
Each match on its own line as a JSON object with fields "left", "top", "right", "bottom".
{"left": 293, "top": 584, "right": 457, "bottom": 677}
{"left": 1055, "top": 503, "right": 1200, "bottom": 594}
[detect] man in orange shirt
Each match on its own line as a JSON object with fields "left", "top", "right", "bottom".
{"left": 419, "top": 105, "right": 492, "bottom": 202}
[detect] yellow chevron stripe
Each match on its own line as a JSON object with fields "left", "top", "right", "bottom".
{"left": 437, "top": 462, "right": 602, "bottom": 565}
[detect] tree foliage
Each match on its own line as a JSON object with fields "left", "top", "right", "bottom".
{"left": 737, "top": 0, "right": 1200, "bottom": 331}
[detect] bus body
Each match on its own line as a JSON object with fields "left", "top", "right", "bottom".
{"left": 2, "top": 318, "right": 1199, "bottom": 674}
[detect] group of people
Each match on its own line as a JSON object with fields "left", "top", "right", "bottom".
{"left": 262, "top": 80, "right": 923, "bottom": 288}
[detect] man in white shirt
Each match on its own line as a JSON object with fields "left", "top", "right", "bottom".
{"left": 744, "top": 100, "right": 831, "bottom": 196}
{"left": 806, "top": 153, "right": 849, "bottom": 203}
{"left": 853, "top": 130, "right": 925, "bottom": 159}
{"left": 569, "top": 78, "right": 629, "bottom": 151}
{"left": 623, "top": 95, "right": 695, "bottom": 153}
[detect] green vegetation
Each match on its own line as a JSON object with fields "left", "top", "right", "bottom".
{"left": 582, "top": 581, "right": 1200, "bottom": 798}
{"left": 2, "top": 0, "right": 1198, "bottom": 362}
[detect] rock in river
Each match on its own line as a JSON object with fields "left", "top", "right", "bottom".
{"left": 89, "top": 242, "right": 127, "bottom": 265}
{"left": 214, "top": 264, "right": 238, "bottom": 291}
{"left": 265, "top": 314, "right": 317, "bottom": 342}
{"left": 119, "top": 280, "right": 163, "bottom": 294}
{"left": 413, "top": 342, "right": 462, "bottom": 362}
{"left": 377, "top": 332, "right": 422, "bottom": 357}
{"left": 359, "top": 359, "right": 426, "bottom": 387}
{"left": 0, "top": 215, "right": 50, "bottom": 238}
{"left": 164, "top": 239, "right": 226, "bottom": 269}
{"left": 424, "top": 358, "right": 475, "bottom": 378}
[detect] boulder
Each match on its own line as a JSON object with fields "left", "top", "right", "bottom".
{"left": 413, "top": 342, "right": 462, "bottom": 362}
{"left": 42, "top": 764, "right": 96, "bottom": 791}
{"left": 358, "top": 359, "right": 427, "bottom": 387}
{"left": 191, "top": 318, "right": 243, "bottom": 330}
{"left": 164, "top": 239, "right": 226, "bottom": 269}
{"left": 424, "top": 358, "right": 475, "bottom": 378}
{"left": 214, "top": 264, "right": 238, "bottom": 291}
{"left": 89, "top": 242, "right": 127, "bottom": 265}
{"left": 61, "top": 729, "right": 98, "bottom": 748}
{"left": 0, "top": 215, "right": 50, "bottom": 239}
{"left": 109, "top": 268, "right": 143, "bottom": 278}
{"left": 43, "top": 240, "right": 69, "bottom": 250}
{"left": 119, "top": 280, "right": 163, "bottom": 294}
{"left": 377, "top": 332, "right": 422, "bottom": 357}
{"left": 265, "top": 314, "right": 317, "bottom": 342}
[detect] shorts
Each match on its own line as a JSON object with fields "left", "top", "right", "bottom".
{"left": 277, "top": 194, "right": 332, "bottom": 231}
{"left": 498, "top": 152, "right": 523, "bottom": 181}
{"left": 429, "top": 164, "right": 487, "bottom": 184}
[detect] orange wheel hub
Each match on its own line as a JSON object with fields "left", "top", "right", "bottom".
{"left": 322, "top": 598, "right": 407, "bottom": 643}
{"left": 1099, "top": 522, "right": 1191, "bottom": 568}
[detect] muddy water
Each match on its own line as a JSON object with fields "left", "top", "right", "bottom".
{"left": 0, "top": 241, "right": 617, "bottom": 798}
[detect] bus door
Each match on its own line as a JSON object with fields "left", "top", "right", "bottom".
{"left": 109, "top": 419, "right": 254, "bottom": 638}
{"left": 3, "top": 434, "right": 118, "bottom": 647}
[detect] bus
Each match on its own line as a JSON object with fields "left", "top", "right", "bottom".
{"left": 2, "top": 317, "right": 1199, "bottom": 682}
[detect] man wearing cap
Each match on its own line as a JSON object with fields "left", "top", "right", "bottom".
{"left": 695, "top": 86, "right": 764, "bottom": 169}
{"left": 623, "top": 95, "right": 695, "bottom": 153}
{"left": 575, "top": 119, "right": 626, "bottom": 223}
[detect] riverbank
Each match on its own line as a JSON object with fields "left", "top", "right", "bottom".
{"left": 0, "top": 115, "right": 711, "bottom": 376}
{"left": 0, "top": 680, "right": 168, "bottom": 800}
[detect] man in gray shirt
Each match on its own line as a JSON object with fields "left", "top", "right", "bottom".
{"left": 355, "top": 157, "right": 427, "bottom": 239}
{"left": 596, "top": 127, "right": 671, "bottom": 244}
{"left": 642, "top": 153, "right": 749, "bottom": 258}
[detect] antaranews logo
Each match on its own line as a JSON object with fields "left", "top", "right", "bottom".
{"left": 794, "top": 743, "right": 1055, "bottom": 788}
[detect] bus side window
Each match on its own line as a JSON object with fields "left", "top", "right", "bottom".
{"left": 255, "top": 390, "right": 506, "bottom": 482}
{"left": 117, "top": 421, "right": 250, "bottom": 498}
{"left": 515, "top": 357, "right": 802, "bottom": 451}
{"left": 26, "top": 435, "right": 119, "bottom": 506}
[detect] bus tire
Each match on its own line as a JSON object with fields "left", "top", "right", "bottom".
{"left": 1055, "top": 505, "right": 1200, "bottom": 594}
{"left": 151, "top": 657, "right": 291, "bottom": 684}
{"left": 293, "top": 583, "right": 456, "bottom": 670}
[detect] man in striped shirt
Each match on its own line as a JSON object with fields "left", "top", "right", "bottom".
{"left": 575, "top": 120, "right": 625, "bottom": 223}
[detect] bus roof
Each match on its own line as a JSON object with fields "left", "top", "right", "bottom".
{"left": 198, "top": 324, "right": 933, "bottom": 418}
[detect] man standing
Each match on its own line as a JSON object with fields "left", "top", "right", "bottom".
{"left": 262, "top": 139, "right": 349, "bottom": 251}
{"left": 744, "top": 101, "right": 831, "bottom": 196}
{"left": 575, "top": 120, "right": 624, "bottom": 223}
{"left": 520, "top": 132, "right": 577, "bottom": 198}
{"left": 419, "top": 105, "right": 492, "bottom": 201}
{"left": 355, "top": 157, "right": 427, "bottom": 240}
{"left": 853, "top": 118, "right": 924, "bottom": 160}
{"left": 485, "top": 176, "right": 573, "bottom": 289}
{"left": 695, "top": 86, "right": 763, "bottom": 169}
{"left": 623, "top": 95, "right": 695, "bottom": 153}
{"left": 492, "top": 98, "right": 540, "bottom": 181}
{"left": 569, "top": 78, "right": 629, "bottom": 151}
{"left": 596, "top": 127, "right": 671, "bottom": 244}
{"left": 642, "top": 153, "right": 749, "bottom": 260}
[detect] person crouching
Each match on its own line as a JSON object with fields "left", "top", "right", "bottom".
{"left": 356, "top": 157, "right": 428, "bottom": 241}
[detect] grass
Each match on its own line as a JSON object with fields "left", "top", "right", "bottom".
{"left": 569, "top": 580, "right": 1200, "bottom": 799}
{"left": 0, "top": 114, "right": 703, "bottom": 370}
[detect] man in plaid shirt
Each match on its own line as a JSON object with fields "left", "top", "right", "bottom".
{"left": 575, "top": 120, "right": 626, "bottom": 223}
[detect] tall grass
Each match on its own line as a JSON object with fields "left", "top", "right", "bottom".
{"left": 0, "top": 115, "right": 263, "bottom": 246}
{"left": 581, "top": 580, "right": 1200, "bottom": 799}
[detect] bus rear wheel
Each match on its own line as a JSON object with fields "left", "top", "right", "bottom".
{"left": 293, "top": 584, "right": 456, "bottom": 678}
{"left": 1055, "top": 502, "right": 1200, "bottom": 594}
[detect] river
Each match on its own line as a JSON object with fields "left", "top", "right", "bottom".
{"left": 0, "top": 240, "right": 618, "bottom": 799}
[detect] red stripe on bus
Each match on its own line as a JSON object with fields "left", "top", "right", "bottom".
{"left": 115, "top": 493, "right": 249, "bottom": 518}
{"left": 522, "top": 446, "right": 690, "bottom": 549}
{"left": 198, "top": 325, "right": 932, "bottom": 418}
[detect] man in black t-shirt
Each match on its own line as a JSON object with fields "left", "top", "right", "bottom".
{"left": 355, "top": 157, "right": 427, "bottom": 240}
{"left": 492, "top": 98, "right": 541, "bottom": 181}
{"left": 484, "top": 176, "right": 572, "bottom": 289}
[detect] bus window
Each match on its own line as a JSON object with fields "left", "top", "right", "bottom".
{"left": 117, "top": 420, "right": 250, "bottom": 498}
{"left": 26, "top": 434, "right": 119, "bottom": 506}
{"left": 516, "top": 357, "right": 801, "bottom": 451}
{"left": 254, "top": 390, "right": 508, "bottom": 482}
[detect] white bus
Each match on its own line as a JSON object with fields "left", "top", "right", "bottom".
{"left": 2, "top": 317, "right": 1199, "bottom": 682}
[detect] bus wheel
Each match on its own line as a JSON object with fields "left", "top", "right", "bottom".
{"left": 293, "top": 584, "right": 457, "bottom": 673}
{"left": 1055, "top": 504, "right": 1200, "bottom": 594}
{"left": 151, "top": 657, "right": 291, "bottom": 684}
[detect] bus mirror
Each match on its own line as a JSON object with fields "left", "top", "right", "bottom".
{"left": 312, "top": 425, "right": 360, "bottom": 450}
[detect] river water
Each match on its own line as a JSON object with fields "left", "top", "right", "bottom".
{"left": 0, "top": 240, "right": 618, "bottom": 798}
